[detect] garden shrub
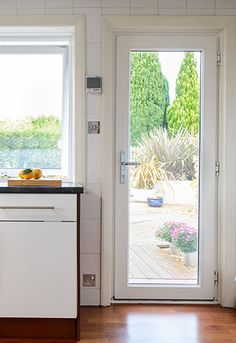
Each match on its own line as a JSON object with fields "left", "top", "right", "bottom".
{"left": 0, "top": 115, "right": 61, "bottom": 169}
{"left": 132, "top": 127, "right": 198, "bottom": 185}
{"left": 131, "top": 155, "right": 168, "bottom": 189}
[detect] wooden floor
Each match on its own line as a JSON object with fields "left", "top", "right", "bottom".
{"left": 80, "top": 305, "right": 236, "bottom": 343}
{"left": 129, "top": 246, "right": 197, "bottom": 283}
{"left": 0, "top": 305, "right": 234, "bottom": 342}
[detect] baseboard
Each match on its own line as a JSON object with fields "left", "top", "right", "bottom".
{"left": 112, "top": 299, "right": 219, "bottom": 305}
{"left": 0, "top": 318, "right": 77, "bottom": 339}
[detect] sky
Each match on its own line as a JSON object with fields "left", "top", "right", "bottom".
{"left": 0, "top": 51, "right": 200, "bottom": 121}
{"left": 158, "top": 51, "right": 201, "bottom": 104}
{"left": 0, "top": 54, "right": 63, "bottom": 120}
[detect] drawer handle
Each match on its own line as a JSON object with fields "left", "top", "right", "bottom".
{"left": 0, "top": 206, "right": 55, "bottom": 210}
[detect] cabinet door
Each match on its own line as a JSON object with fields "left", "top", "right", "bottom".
{"left": 0, "top": 222, "right": 77, "bottom": 318}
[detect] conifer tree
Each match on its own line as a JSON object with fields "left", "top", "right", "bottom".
{"left": 166, "top": 52, "right": 199, "bottom": 136}
{"left": 130, "top": 52, "right": 169, "bottom": 146}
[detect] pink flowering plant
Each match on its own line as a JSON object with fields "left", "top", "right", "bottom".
{"left": 171, "top": 225, "right": 198, "bottom": 253}
{"left": 156, "top": 221, "right": 185, "bottom": 243}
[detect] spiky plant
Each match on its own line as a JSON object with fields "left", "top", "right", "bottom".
{"left": 131, "top": 155, "right": 168, "bottom": 189}
{"left": 133, "top": 128, "right": 198, "bottom": 181}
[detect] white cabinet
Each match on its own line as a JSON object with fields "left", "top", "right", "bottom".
{"left": 0, "top": 194, "right": 78, "bottom": 319}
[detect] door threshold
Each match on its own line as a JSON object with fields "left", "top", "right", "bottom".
{"left": 112, "top": 299, "right": 219, "bottom": 305}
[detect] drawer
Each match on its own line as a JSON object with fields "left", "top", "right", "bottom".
{"left": 0, "top": 194, "right": 77, "bottom": 222}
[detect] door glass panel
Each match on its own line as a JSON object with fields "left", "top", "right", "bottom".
{"left": 129, "top": 51, "right": 200, "bottom": 285}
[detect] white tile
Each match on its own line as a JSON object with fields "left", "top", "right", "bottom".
{"left": 102, "top": 7, "right": 129, "bottom": 14}
{"left": 17, "top": 8, "right": 45, "bottom": 14}
{"left": 81, "top": 219, "right": 101, "bottom": 253}
{"left": 88, "top": 114, "right": 101, "bottom": 121}
{"left": 159, "top": 7, "right": 187, "bottom": 15}
{"left": 87, "top": 149, "right": 101, "bottom": 183}
{"left": 130, "top": 0, "right": 157, "bottom": 8}
{"left": 216, "top": 0, "right": 236, "bottom": 9}
{"left": 74, "top": 0, "right": 101, "bottom": 7}
{"left": 74, "top": 8, "right": 101, "bottom": 44}
{"left": 86, "top": 43, "right": 101, "bottom": 75}
{"left": 45, "top": 0, "right": 73, "bottom": 8}
{"left": 17, "top": 0, "right": 44, "bottom": 8}
{"left": 187, "top": 0, "right": 214, "bottom": 8}
{"left": 0, "top": 0, "right": 16, "bottom": 8}
{"left": 81, "top": 183, "right": 101, "bottom": 219}
{"left": 87, "top": 124, "right": 101, "bottom": 149}
{"left": 130, "top": 7, "right": 158, "bottom": 14}
{"left": 102, "top": 0, "right": 129, "bottom": 8}
{"left": 87, "top": 93, "right": 102, "bottom": 114}
{"left": 80, "top": 253, "right": 100, "bottom": 288}
{"left": 0, "top": 8, "right": 16, "bottom": 14}
{"left": 45, "top": 7, "right": 73, "bottom": 13}
{"left": 215, "top": 8, "right": 236, "bottom": 14}
{"left": 80, "top": 288, "right": 100, "bottom": 306}
{"left": 87, "top": 133, "right": 101, "bottom": 150}
{"left": 187, "top": 7, "right": 214, "bottom": 15}
{"left": 159, "top": 0, "right": 186, "bottom": 8}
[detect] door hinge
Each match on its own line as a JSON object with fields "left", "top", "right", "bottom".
{"left": 215, "top": 161, "right": 220, "bottom": 176}
{"left": 217, "top": 51, "right": 221, "bottom": 66}
{"left": 214, "top": 271, "right": 219, "bottom": 285}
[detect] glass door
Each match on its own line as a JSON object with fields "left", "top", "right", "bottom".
{"left": 115, "top": 34, "right": 218, "bottom": 300}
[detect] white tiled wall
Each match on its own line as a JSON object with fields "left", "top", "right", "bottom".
{"left": 2, "top": 0, "right": 236, "bottom": 305}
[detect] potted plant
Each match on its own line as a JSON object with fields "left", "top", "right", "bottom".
{"left": 171, "top": 225, "right": 198, "bottom": 267}
{"left": 147, "top": 183, "right": 165, "bottom": 208}
{"left": 156, "top": 222, "right": 178, "bottom": 255}
{"left": 147, "top": 190, "right": 164, "bottom": 207}
{"left": 156, "top": 221, "right": 183, "bottom": 254}
{"left": 156, "top": 222, "right": 173, "bottom": 243}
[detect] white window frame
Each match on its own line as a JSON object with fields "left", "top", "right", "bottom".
{"left": 0, "top": 16, "right": 85, "bottom": 184}
{"left": 0, "top": 43, "right": 72, "bottom": 179}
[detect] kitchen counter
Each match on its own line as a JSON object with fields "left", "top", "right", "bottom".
{"left": 0, "top": 182, "right": 83, "bottom": 194}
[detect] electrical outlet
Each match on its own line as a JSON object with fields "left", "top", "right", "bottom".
{"left": 83, "top": 274, "right": 96, "bottom": 287}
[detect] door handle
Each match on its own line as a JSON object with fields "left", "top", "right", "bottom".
{"left": 121, "top": 161, "right": 141, "bottom": 166}
{"left": 120, "top": 151, "right": 140, "bottom": 184}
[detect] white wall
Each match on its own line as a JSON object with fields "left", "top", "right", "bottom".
{"left": 2, "top": 0, "right": 236, "bottom": 306}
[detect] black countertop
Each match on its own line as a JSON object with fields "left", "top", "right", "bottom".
{"left": 0, "top": 182, "right": 83, "bottom": 194}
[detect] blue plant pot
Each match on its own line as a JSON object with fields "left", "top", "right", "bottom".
{"left": 147, "top": 197, "right": 164, "bottom": 207}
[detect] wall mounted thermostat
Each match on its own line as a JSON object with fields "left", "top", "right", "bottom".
{"left": 86, "top": 76, "right": 102, "bottom": 93}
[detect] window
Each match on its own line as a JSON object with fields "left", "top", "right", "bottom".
{"left": 0, "top": 36, "right": 73, "bottom": 180}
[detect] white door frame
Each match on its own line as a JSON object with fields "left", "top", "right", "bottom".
{"left": 101, "top": 16, "right": 236, "bottom": 307}
{"left": 115, "top": 34, "right": 218, "bottom": 300}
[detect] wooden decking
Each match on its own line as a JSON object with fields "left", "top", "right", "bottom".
{"left": 129, "top": 246, "right": 197, "bottom": 283}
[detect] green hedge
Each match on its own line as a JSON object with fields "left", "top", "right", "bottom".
{"left": 0, "top": 115, "right": 61, "bottom": 149}
{"left": 0, "top": 115, "right": 61, "bottom": 169}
